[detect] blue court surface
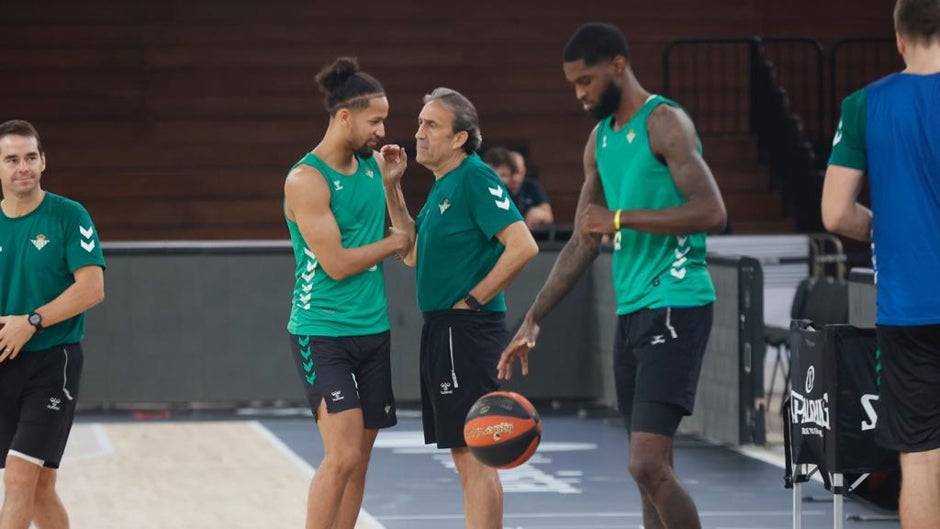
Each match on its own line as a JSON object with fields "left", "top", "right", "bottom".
{"left": 259, "top": 409, "right": 898, "bottom": 529}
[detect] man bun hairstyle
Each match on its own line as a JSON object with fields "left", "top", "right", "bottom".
{"left": 563, "top": 22, "right": 630, "bottom": 65}
{"left": 315, "top": 57, "right": 385, "bottom": 114}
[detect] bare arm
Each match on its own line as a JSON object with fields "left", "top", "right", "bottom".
{"left": 581, "top": 105, "right": 727, "bottom": 235}
{"left": 377, "top": 145, "right": 418, "bottom": 266}
{"left": 0, "top": 265, "right": 104, "bottom": 362}
{"left": 285, "top": 165, "right": 408, "bottom": 281}
{"left": 497, "top": 128, "right": 606, "bottom": 379}
{"left": 525, "top": 127, "right": 605, "bottom": 324}
{"left": 454, "top": 221, "right": 538, "bottom": 308}
{"left": 821, "top": 165, "right": 871, "bottom": 241}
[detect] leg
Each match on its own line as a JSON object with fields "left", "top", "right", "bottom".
{"left": 451, "top": 448, "right": 502, "bottom": 529}
{"left": 330, "top": 428, "right": 379, "bottom": 529}
{"left": 628, "top": 432, "right": 700, "bottom": 529}
{"left": 32, "top": 467, "right": 68, "bottom": 529}
{"left": 898, "top": 447, "right": 940, "bottom": 529}
{"left": 306, "top": 399, "right": 368, "bottom": 529}
{"left": 0, "top": 453, "right": 43, "bottom": 529}
{"left": 627, "top": 431, "right": 670, "bottom": 529}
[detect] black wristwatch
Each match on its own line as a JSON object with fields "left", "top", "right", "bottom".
{"left": 463, "top": 294, "right": 483, "bottom": 311}
{"left": 27, "top": 312, "right": 44, "bottom": 333}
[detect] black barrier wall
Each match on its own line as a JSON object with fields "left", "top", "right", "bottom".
{"left": 81, "top": 243, "right": 764, "bottom": 445}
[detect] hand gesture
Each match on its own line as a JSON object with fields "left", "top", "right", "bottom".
{"left": 497, "top": 318, "right": 540, "bottom": 380}
{"left": 379, "top": 144, "right": 408, "bottom": 185}
{"left": 0, "top": 315, "right": 35, "bottom": 363}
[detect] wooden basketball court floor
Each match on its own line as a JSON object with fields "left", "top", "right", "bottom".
{"left": 0, "top": 410, "right": 897, "bottom": 529}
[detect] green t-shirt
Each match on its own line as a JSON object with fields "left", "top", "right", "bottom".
{"left": 415, "top": 154, "right": 523, "bottom": 312}
{"left": 828, "top": 89, "right": 868, "bottom": 171}
{"left": 596, "top": 95, "right": 715, "bottom": 315}
{"left": 0, "top": 192, "right": 106, "bottom": 352}
{"left": 286, "top": 153, "right": 390, "bottom": 337}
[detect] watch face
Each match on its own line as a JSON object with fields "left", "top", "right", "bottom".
{"left": 29, "top": 313, "right": 41, "bottom": 325}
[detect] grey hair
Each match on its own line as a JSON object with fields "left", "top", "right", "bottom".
{"left": 423, "top": 87, "right": 483, "bottom": 154}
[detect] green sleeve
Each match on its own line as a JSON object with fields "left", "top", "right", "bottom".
{"left": 64, "top": 204, "right": 106, "bottom": 273}
{"left": 466, "top": 167, "right": 523, "bottom": 239}
{"left": 828, "top": 88, "right": 868, "bottom": 171}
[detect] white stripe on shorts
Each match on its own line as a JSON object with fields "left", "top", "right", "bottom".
{"left": 8, "top": 450, "right": 44, "bottom": 467}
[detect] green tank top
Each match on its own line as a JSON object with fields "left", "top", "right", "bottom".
{"left": 596, "top": 95, "right": 715, "bottom": 315}
{"left": 286, "top": 153, "right": 389, "bottom": 337}
{"left": 0, "top": 192, "right": 106, "bottom": 352}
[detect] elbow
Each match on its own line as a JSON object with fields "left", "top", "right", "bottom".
{"left": 89, "top": 287, "right": 105, "bottom": 309}
{"left": 709, "top": 207, "right": 728, "bottom": 234}
{"left": 320, "top": 261, "right": 350, "bottom": 281}
{"left": 524, "top": 238, "right": 539, "bottom": 262}
{"left": 821, "top": 206, "right": 844, "bottom": 234}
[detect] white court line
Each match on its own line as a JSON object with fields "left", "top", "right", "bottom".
{"left": 61, "top": 423, "right": 114, "bottom": 462}
{"left": 248, "top": 421, "right": 387, "bottom": 529}
{"left": 377, "top": 510, "right": 824, "bottom": 521}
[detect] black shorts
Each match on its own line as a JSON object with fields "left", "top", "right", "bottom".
{"left": 876, "top": 323, "right": 940, "bottom": 453}
{"left": 289, "top": 331, "right": 397, "bottom": 430}
{"left": 0, "top": 343, "right": 84, "bottom": 469}
{"left": 420, "top": 310, "right": 507, "bottom": 449}
{"left": 614, "top": 304, "right": 713, "bottom": 435}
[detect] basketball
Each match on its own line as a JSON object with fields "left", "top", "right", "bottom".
{"left": 463, "top": 391, "right": 541, "bottom": 469}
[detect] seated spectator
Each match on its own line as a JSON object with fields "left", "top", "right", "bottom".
{"left": 482, "top": 147, "right": 554, "bottom": 230}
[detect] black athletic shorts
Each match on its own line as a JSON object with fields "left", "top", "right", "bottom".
{"left": 614, "top": 304, "right": 713, "bottom": 436}
{"left": 876, "top": 323, "right": 940, "bottom": 453}
{"left": 420, "top": 310, "right": 507, "bottom": 449}
{"left": 289, "top": 331, "right": 397, "bottom": 430}
{"left": 0, "top": 343, "right": 84, "bottom": 469}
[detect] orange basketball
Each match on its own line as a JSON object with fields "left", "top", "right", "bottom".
{"left": 463, "top": 391, "right": 541, "bottom": 469}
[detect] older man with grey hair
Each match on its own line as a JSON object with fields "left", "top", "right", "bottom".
{"left": 382, "top": 87, "right": 539, "bottom": 528}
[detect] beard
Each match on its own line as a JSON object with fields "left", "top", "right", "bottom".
{"left": 588, "top": 81, "right": 622, "bottom": 122}
{"left": 355, "top": 145, "right": 375, "bottom": 159}
{"left": 354, "top": 138, "right": 377, "bottom": 159}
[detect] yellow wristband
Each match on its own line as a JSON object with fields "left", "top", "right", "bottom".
{"left": 613, "top": 209, "right": 622, "bottom": 231}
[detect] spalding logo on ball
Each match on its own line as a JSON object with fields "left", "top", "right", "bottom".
{"left": 463, "top": 391, "right": 541, "bottom": 469}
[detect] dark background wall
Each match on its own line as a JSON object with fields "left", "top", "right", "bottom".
{"left": 1, "top": 0, "right": 895, "bottom": 240}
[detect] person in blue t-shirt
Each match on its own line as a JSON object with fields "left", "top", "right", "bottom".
{"left": 823, "top": 2, "right": 940, "bottom": 527}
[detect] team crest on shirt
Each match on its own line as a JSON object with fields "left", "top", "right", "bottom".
{"left": 626, "top": 130, "right": 636, "bottom": 144}
{"left": 438, "top": 199, "right": 451, "bottom": 214}
{"left": 365, "top": 169, "right": 374, "bottom": 179}
{"left": 31, "top": 234, "right": 50, "bottom": 251}
{"left": 333, "top": 180, "right": 343, "bottom": 191}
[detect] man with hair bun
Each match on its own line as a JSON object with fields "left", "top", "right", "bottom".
{"left": 283, "top": 56, "right": 411, "bottom": 529}
{"left": 823, "top": 1, "right": 940, "bottom": 526}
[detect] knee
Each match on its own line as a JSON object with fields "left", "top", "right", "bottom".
{"left": 628, "top": 455, "right": 671, "bottom": 492}
{"left": 452, "top": 449, "right": 496, "bottom": 485}
{"left": 34, "top": 470, "right": 58, "bottom": 500}
{"left": 3, "top": 468, "right": 39, "bottom": 499}
{"left": 321, "top": 447, "right": 368, "bottom": 477}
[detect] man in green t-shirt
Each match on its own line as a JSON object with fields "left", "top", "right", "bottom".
{"left": 283, "top": 58, "right": 410, "bottom": 529}
{"left": 0, "top": 120, "right": 106, "bottom": 529}
{"left": 384, "top": 87, "right": 538, "bottom": 529}
{"left": 497, "top": 24, "right": 727, "bottom": 529}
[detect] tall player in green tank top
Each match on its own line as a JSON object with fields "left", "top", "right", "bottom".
{"left": 498, "top": 24, "right": 727, "bottom": 529}
{"left": 282, "top": 58, "right": 411, "bottom": 529}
